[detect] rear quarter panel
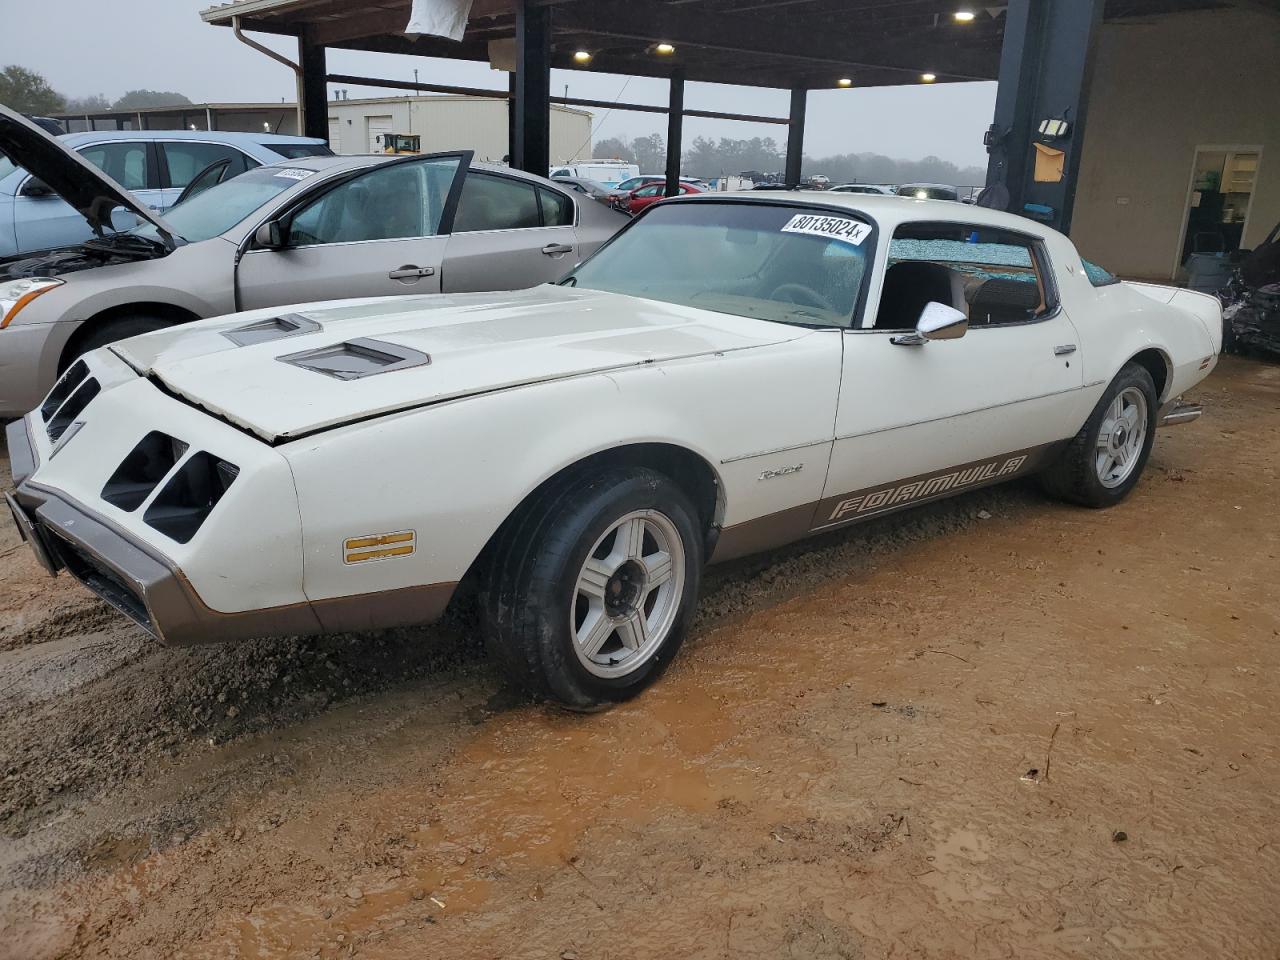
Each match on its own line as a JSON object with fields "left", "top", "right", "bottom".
{"left": 1046, "top": 233, "right": 1217, "bottom": 406}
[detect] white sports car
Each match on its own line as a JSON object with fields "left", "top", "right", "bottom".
{"left": 6, "top": 194, "right": 1220, "bottom": 708}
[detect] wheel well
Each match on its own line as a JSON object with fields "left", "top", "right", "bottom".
{"left": 457, "top": 443, "right": 723, "bottom": 600}
{"left": 59, "top": 302, "right": 200, "bottom": 373}
{"left": 1128, "top": 349, "right": 1170, "bottom": 401}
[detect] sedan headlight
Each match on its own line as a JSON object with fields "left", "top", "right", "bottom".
{"left": 1, "top": 277, "right": 64, "bottom": 329}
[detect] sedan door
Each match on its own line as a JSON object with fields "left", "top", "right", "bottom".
{"left": 439, "top": 171, "right": 580, "bottom": 292}
{"left": 234, "top": 154, "right": 467, "bottom": 311}
{"left": 816, "top": 221, "right": 1089, "bottom": 531}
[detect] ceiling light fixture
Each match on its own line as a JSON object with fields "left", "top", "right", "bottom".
{"left": 654, "top": 42, "right": 676, "bottom": 56}
{"left": 573, "top": 49, "right": 593, "bottom": 64}
{"left": 921, "top": 72, "right": 937, "bottom": 83}
{"left": 954, "top": 10, "right": 976, "bottom": 22}
{"left": 837, "top": 77, "right": 853, "bottom": 88}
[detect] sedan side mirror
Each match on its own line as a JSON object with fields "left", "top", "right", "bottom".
{"left": 891, "top": 302, "right": 969, "bottom": 346}
{"left": 20, "top": 178, "right": 54, "bottom": 198}
{"left": 254, "top": 220, "right": 286, "bottom": 249}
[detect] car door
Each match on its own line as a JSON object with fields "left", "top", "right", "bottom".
{"left": 816, "top": 220, "right": 1089, "bottom": 531}
{"left": 158, "top": 141, "right": 256, "bottom": 210}
{"left": 440, "top": 171, "right": 580, "bottom": 292}
{"left": 13, "top": 139, "right": 155, "bottom": 251}
{"left": 234, "top": 153, "right": 467, "bottom": 311}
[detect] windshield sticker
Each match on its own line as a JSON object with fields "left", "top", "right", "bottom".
{"left": 781, "top": 214, "right": 871, "bottom": 246}
{"left": 274, "top": 168, "right": 314, "bottom": 181}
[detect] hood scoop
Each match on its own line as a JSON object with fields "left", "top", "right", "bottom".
{"left": 278, "top": 338, "right": 432, "bottom": 381}
{"left": 223, "top": 313, "right": 323, "bottom": 347}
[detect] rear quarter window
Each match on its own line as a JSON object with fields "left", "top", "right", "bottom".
{"left": 1083, "top": 259, "right": 1119, "bottom": 287}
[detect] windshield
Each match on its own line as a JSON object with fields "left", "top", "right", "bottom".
{"left": 132, "top": 166, "right": 310, "bottom": 243}
{"left": 566, "top": 201, "right": 873, "bottom": 328}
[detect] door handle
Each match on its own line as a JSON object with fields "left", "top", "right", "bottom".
{"left": 1054, "top": 344, "right": 1077, "bottom": 356}
{"left": 388, "top": 265, "right": 436, "bottom": 281}
{"left": 541, "top": 243, "right": 574, "bottom": 256}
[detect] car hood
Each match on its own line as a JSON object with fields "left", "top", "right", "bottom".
{"left": 0, "top": 105, "right": 178, "bottom": 248}
{"left": 113, "top": 285, "right": 808, "bottom": 444}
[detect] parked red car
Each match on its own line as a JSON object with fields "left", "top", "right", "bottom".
{"left": 615, "top": 181, "right": 704, "bottom": 215}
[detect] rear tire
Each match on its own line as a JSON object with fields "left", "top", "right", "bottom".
{"left": 480, "top": 466, "right": 703, "bottom": 710}
{"left": 1040, "top": 361, "right": 1157, "bottom": 508}
{"left": 60, "top": 314, "right": 172, "bottom": 373}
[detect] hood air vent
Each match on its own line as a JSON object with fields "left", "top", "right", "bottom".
{"left": 222, "top": 313, "right": 322, "bottom": 347}
{"left": 278, "top": 338, "right": 431, "bottom": 381}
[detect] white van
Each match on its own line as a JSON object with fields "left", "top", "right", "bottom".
{"left": 550, "top": 159, "right": 640, "bottom": 188}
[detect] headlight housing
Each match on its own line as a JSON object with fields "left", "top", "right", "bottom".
{"left": 1, "top": 277, "right": 64, "bottom": 328}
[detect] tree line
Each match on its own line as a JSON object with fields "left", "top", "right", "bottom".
{"left": 594, "top": 133, "right": 987, "bottom": 186}
{"left": 0, "top": 64, "right": 191, "bottom": 115}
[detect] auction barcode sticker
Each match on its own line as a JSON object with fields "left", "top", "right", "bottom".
{"left": 274, "top": 168, "right": 315, "bottom": 181}
{"left": 781, "top": 214, "right": 871, "bottom": 246}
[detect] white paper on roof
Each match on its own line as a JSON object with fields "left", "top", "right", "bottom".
{"left": 406, "top": 0, "right": 474, "bottom": 41}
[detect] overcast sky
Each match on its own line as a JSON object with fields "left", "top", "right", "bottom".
{"left": 1, "top": 0, "right": 997, "bottom": 168}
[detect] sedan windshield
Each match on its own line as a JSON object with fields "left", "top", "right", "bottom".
{"left": 131, "top": 167, "right": 310, "bottom": 244}
{"left": 566, "top": 201, "right": 873, "bottom": 327}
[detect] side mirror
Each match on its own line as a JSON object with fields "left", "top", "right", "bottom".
{"left": 891, "top": 302, "right": 968, "bottom": 346}
{"left": 254, "top": 220, "right": 286, "bottom": 249}
{"left": 20, "top": 178, "right": 54, "bottom": 198}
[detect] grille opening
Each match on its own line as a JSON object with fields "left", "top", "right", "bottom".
{"left": 46, "top": 378, "right": 100, "bottom": 443}
{"left": 50, "top": 531, "right": 153, "bottom": 634}
{"left": 102, "top": 431, "right": 189, "bottom": 511}
{"left": 279, "top": 338, "right": 431, "bottom": 381}
{"left": 144, "top": 452, "right": 239, "bottom": 543}
{"left": 41, "top": 360, "right": 89, "bottom": 422}
{"left": 223, "top": 312, "right": 321, "bottom": 347}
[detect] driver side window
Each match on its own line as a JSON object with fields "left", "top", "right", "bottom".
{"left": 872, "top": 222, "right": 1056, "bottom": 331}
{"left": 287, "top": 157, "right": 459, "bottom": 246}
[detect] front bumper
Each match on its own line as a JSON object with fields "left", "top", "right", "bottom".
{"left": 6, "top": 419, "right": 455, "bottom": 644}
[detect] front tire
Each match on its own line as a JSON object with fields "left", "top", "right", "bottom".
{"left": 1040, "top": 361, "right": 1157, "bottom": 507}
{"left": 481, "top": 466, "right": 703, "bottom": 710}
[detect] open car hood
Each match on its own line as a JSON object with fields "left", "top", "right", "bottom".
{"left": 0, "top": 105, "right": 178, "bottom": 248}
{"left": 112, "top": 286, "right": 807, "bottom": 444}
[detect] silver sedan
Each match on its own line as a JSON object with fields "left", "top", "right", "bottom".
{"left": 0, "top": 109, "right": 627, "bottom": 418}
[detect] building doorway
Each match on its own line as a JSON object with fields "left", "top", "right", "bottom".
{"left": 1177, "top": 146, "right": 1262, "bottom": 274}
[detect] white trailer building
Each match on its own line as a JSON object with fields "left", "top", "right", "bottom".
{"left": 325, "top": 95, "right": 593, "bottom": 165}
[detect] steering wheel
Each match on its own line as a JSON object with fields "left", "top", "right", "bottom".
{"left": 770, "top": 282, "right": 837, "bottom": 314}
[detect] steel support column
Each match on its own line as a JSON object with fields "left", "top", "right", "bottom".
{"left": 665, "top": 71, "right": 685, "bottom": 198}
{"left": 786, "top": 88, "right": 807, "bottom": 189}
{"left": 513, "top": 0, "right": 551, "bottom": 175}
{"left": 299, "top": 33, "right": 329, "bottom": 140}
{"left": 984, "top": 0, "right": 1103, "bottom": 234}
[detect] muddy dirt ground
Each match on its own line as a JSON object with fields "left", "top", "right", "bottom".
{"left": 1, "top": 355, "right": 1277, "bottom": 960}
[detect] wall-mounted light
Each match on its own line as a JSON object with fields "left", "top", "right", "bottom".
{"left": 921, "top": 73, "right": 937, "bottom": 83}
{"left": 573, "top": 50, "right": 593, "bottom": 64}
{"left": 654, "top": 42, "right": 676, "bottom": 56}
{"left": 837, "top": 78, "right": 853, "bottom": 88}
{"left": 189, "top": 123, "right": 198, "bottom": 130}
{"left": 954, "top": 10, "right": 976, "bottom": 22}
{"left": 262, "top": 121, "right": 271, "bottom": 131}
